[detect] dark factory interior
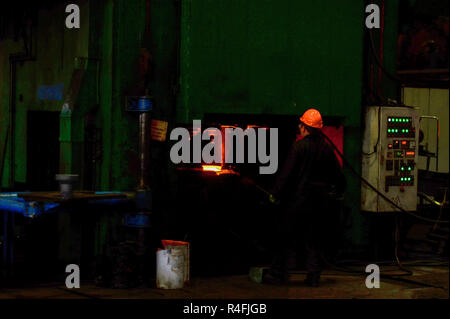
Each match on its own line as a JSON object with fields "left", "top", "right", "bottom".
{"left": 0, "top": 0, "right": 449, "bottom": 301}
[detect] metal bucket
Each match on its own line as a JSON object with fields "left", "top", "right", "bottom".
{"left": 156, "top": 247, "right": 186, "bottom": 289}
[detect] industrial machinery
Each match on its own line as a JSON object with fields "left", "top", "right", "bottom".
{"left": 361, "top": 106, "right": 420, "bottom": 212}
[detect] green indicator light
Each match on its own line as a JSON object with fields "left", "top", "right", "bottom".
{"left": 408, "top": 167, "right": 411, "bottom": 171}
{"left": 401, "top": 167, "right": 404, "bottom": 171}
{"left": 409, "top": 177, "right": 411, "bottom": 181}
{"left": 406, "top": 129, "right": 408, "bottom": 133}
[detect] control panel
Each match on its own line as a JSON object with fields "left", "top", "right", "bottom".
{"left": 361, "top": 106, "right": 419, "bottom": 212}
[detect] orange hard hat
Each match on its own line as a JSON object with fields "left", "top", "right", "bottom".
{"left": 299, "top": 108, "right": 323, "bottom": 129}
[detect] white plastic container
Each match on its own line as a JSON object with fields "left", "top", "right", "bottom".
{"left": 156, "top": 248, "right": 186, "bottom": 289}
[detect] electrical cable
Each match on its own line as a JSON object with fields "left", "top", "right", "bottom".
{"left": 432, "top": 188, "right": 448, "bottom": 231}
{"left": 319, "top": 130, "right": 449, "bottom": 224}
{"left": 321, "top": 130, "right": 449, "bottom": 278}
{"left": 362, "top": 106, "right": 381, "bottom": 156}
{"left": 367, "top": 29, "right": 402, "bottom": 83}
{"left": 367, "top": 29, "right": 434, "bottom": 88}
{"left": 321, "top": 252, "right": 448, "bottom": 289}
{"left": 394, "top": 214, "right": 413, "bottom": 275}
{"left": 335, "top": 258, "right": 449, "bottom": 267}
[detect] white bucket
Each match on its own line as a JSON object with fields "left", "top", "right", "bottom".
{"left": 156, "top": 248, "right": 186, "bottom": 289}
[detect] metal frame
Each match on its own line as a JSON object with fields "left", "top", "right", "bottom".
{"left": 419, "top": 115, "right": 440, "bottom": 172}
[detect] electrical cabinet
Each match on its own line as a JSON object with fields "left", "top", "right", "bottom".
{"left": 361, "top": 106, "right": 420, "bottom": 212}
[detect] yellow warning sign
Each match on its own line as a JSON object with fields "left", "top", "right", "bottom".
{"left": 151, "top": 119, "right": 168, "bottom": 142}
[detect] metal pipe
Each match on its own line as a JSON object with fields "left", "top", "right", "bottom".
{"left": 8, "top": 61, "right": 16, "bottom": 187}
{"left": 2, "top": 212, "right": 7, "bottom": 264}
{"left": 8, "top": 56, "right": 35, "bottom": 187}
{"left": 9, "top": 212, "right": 14, "bottom": 267}
{"left": 138, "top": 112, "right": 150, "bottom": 189}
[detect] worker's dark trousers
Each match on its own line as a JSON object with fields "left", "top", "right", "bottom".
{"left": 270, "top": 190, "right": 330, "bottom": 278}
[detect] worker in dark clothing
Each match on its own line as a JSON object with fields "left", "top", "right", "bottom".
{"left": 263, "top": 109, "right": 346, "bottom": 286}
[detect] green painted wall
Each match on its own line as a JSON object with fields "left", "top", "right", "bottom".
{"left": 178, "top": 0, "right": 364, "bottom": 125}
{"left": 0, "top": 0, "right": 400, "bottom": 251}
{"left": 0, "top": 0, "right": 90, "bottom": 187}
{"left": 0, "top": 0, "right": 161, "bottom": 192}
{"left": 177, "top": 0, "right": 370, "bottom": 248}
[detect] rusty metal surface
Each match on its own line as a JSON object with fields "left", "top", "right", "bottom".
{"left": 17, "top": 191, "right": 128, "bottom": 203}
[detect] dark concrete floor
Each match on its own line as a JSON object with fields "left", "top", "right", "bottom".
{"left": 0, "top": 265, "right": 448, "bottom": 299}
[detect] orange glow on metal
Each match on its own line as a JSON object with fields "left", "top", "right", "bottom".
{"left": 202, "top": 165, "right": 222, "bottom": 172}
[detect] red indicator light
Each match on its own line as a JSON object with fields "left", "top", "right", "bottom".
{"left": 401, "top": 141, "right": 407, "bottom": 145}
{"left": 406, "top": 151, "right": 415, "bottom": 156}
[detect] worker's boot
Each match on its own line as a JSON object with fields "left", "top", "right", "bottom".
{"left": 304, "top": 271, "right": 320, "bottom": 287}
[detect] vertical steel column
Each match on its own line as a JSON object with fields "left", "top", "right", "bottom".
{"left": 9, "top": 212, "right": 14, "bottom": 267}
{"left": 2, "top": 212, "right": 8, "bottom": 265}
{"left": 138, "top": 112, "right": 150, "bottom": 190}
